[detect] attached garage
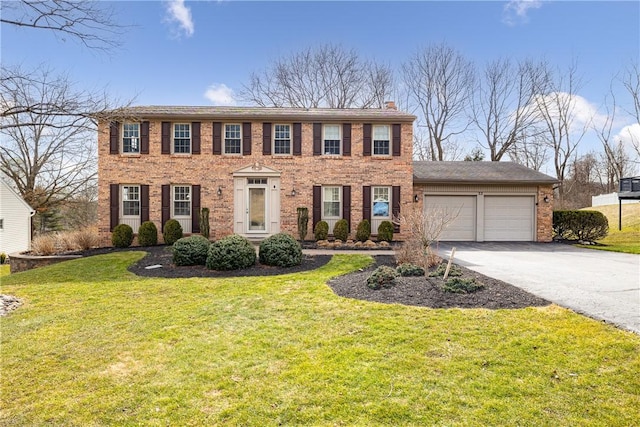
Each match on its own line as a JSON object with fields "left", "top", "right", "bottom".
{"left": 414, "top": 162, "right": 558, "bottom": 242}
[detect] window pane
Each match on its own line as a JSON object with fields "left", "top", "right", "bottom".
{"left": 274, "top": 124, "right": 291, "bottom": 154}
{"left": 323, "top": 187, "right": 340, "bottom": 218}
{"left": 173, "top": 186, "right": 191, "bottom": 216}
{"left": 373, "top": 187, "right": 390, "bottom": 217}
{"left": 122, "top": 186, "right": 140, "bottom": 216}
{"left": 324, "top": 125, "right": 340, "bottom": 140}
{"left": 174, "top": 124, "right": 191, "bottom": 153}
{"left": 373, "top": 125, "right": 389, "bottom": 140}
{"left": 122, "top": 123, "right": 140, "bottom": 153}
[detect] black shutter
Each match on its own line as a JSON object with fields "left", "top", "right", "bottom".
{"left": 363, "top": 124, "right": 372, "bottom": 156}
{"left": 243, "top": 122, "right": 252, "bottom": 155}
{"left": 140, "top": 121, "right": 149, "bottom": 154}
{"left": 192, "top": 122, "right": 201, "bottom": 154}
{"left": 392, "top": 186, "right": 401, "bottom": 232}
{"left": 191, "top": 185, "right": 201, "bottom": 233}
{"left": 141, "top": 185, "right": 149, "bottom": 223}
{"left": 313, "top": 123, "right": 322, "bottom": 156}
{"left": 392, "top": 124, "right": 401, "bottom": 157}
{"left": 161, "top": 122, "right": 171, "bottom": 154}
{"left": 312, "top": 185, "right": 322, "bottom": 230}
{"left": 342, "top": 185, "right": 351, "bottom": 232}
{"left": 161, "top": 184, "right": 170, "bottom": 227}
{"left": 109, "top": 121, "right": 120, "bottom": 154}
{"left": 293, "top": 122, "right": 302, "bottom": 156}
{"left": 363, "top": 186, "right": 371, "bottom": 222}
{"left": 110, "top": 184, "right": 119, "bottom": 231}
{"left": 342, "top": 123, "right": 351, "bottom": 156}
{"left": 213, "top": 122, "right": 222, "bottom": 155}
{"left": 263, "top": 123, "right": 272, "bottom": 155}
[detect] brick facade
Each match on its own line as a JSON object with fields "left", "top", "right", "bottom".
{"left": 98, "top": 107, "right": 415, "bottom": 245}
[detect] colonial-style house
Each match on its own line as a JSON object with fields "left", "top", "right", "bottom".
{"left": 0, "top": 179, "right": 36, "bottom": 254}
{"left": 97, "top": 105, "right": 556, "bottom": 245}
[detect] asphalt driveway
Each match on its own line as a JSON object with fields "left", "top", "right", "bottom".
{"left": 434, "top": 242, "right": 640, "bottom": 334}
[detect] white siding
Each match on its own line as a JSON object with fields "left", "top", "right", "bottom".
{"left": 0, "top": 181, "right": 35, "bottom": 254}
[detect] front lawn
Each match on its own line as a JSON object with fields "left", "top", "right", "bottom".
{"left": 1, "top": 253, "right": 639, "bottom": 425}
{"left": 579, "top": 204, "right": 640, "bottom": 254}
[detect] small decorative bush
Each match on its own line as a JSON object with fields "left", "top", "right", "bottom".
{"left": 442, "top": 277, "right": 484, "bottom": 294}
{"left": 366, "top": 265, "right": 399, "bottom": 290}
{"left": 206, "top": 234, "right": 256, "bottom": 270}
{"left": 355, "top": 219, "right": 371, "bottom": 242}
{"left": 163, "top": 219, "right": 183, "bottom": 245}
{"left": 314, "top": 220, "right": 329, "bottom": 241}
{"left": 73, "top": 229, "right": 101, "bottom": 250}
{"left": 553, "top": 210, "right": 609, "bottom": 242}
{"left": 112, "top": 224, "right": 134, "bottom": 248}
{"left": 377, "top": 220, "right": 394, "bottom": 242}
{"left": 333, "top": 219, "right": 349, "bottom": 241}
{"left": 0, "top": 253, "right": 7, "bottom": 264}
{"left": 200, "top": 208, "right": 210, "bottom": 239}
{"left": 429, "top": 262, "right": 462, "bottom": 278}
{"left": 259, "top": 233, "right": 302, "bottom": 267}
{"left": 30, "top": 234, "right": 57, "bottom": 255}
{"left": 396, "top": 263, "right": 425, "bottom": 277}
{"left": 137, "top": 221, "right": 158, "bottom": 246}
{"left": 173, "top": 235, "right": 210, "bottom": 266}
{"left": 297, "top": 207, "right": 309, "bottom": 241}
{"left": 58, "top": 232, "right": 79, "bottom": 252}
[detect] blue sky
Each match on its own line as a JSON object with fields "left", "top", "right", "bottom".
{"left": 2, "top": 0, "right": 639, "bottom": 163}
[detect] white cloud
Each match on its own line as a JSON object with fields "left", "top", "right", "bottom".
{"left": 164, "top": 0, "right": 194, "bottom": 38}
{"left": 615, "top": 123, "right": 640, "bottom": 146}
{"left": 502, "top": 0, "right": 543, "bottom": 26}
{"left": 204, "top": 83, "right": 237, "bottom": 106}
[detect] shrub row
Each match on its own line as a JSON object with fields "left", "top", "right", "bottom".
{"left": 553, "top": 210, "right": 608, "bottom": 242}
{"left": 313, "top": 219, "right": 394, "bottom": 242}
{"left": 31, "top": 229, "right": 101, "bottom": 255}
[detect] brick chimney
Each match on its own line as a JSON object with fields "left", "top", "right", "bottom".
{"left": 384, "top": 101, "right": 397, "bottom": 110}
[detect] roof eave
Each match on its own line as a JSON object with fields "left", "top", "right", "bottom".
{"left": 413, "top": 178, "right": 559, "bottom": 185}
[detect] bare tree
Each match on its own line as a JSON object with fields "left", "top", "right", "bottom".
{"left": 472, "top": 58, "right": 544, "bottom": 161}
{"left": 0, "top": 0, "right": 123, "bottom": 51}
{"left": 507, "top": 127, "right": 550, "bottom": 171}
{"left": 402, "top": 43, "right": 475, "bottom": 161}
{"left": 0, "top": 67, "right": 102, "bottom": 229}
{"left": 241, "top": 44, "right": 394, "bottom": 108}
{"left": 620, "top": 63, "right": 640, "bottom": 159}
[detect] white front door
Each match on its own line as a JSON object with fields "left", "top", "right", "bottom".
{"left": 232, "top": 164, "right": 281, "bottom": 237}
{"left": 247, "top": 185, "right": 267, "bottom": 232}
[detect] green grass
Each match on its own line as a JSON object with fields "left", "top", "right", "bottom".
{"left": 2, "top": 253, "right": 639, "bottom": 425}
{"left": 0, "top": 264, "right": 9, "bottom": 277}
{"left": 578, "top": 204, "right": 640, "bottom": 254}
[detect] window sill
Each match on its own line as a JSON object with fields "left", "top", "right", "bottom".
{"left": 170, "top": 153, "right": 192, "bottom": 158}
{"left": 371, "top": 155, "right": 393, "bottom": 160}
{"left": 120, "top": 153, "right": 141, "bottom": 158}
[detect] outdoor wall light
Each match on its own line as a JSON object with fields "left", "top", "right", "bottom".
{"left": 414, "top": 194, "right": 419, "bottom": 203}
{"left": 543, "top": 195, "right": 550, "bottom": 203}
{"left": 217, "top": 187, "right": 222, "bottom": 196}
{"left": 291, "top": 188, "right": 297, "bottom": 197}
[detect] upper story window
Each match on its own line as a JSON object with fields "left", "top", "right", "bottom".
{"left": 373, "top": 125, "right": 390, "bottom": 156}
{"left": 225, "top": 124, "right": 242, "bottom": 155}
{"left": 322, "top": 186, "right": 341, "bottom": 219}
{"left": 122, "top": 123, "right": 140, "bottom": 154}
{"left": 173, "top": 123, "right": 191, "bottom": 154}
{"left": 173, "top": 185, "right": 191, "bottom": 217}
{"left": 273, "top": 124, "right": 291, "bottom": 155}
{"left": 122, "top": 185, "right": 140, "bottom": 216}
{"left": 372, "top": 186, "right": 390, "bottom": 218}
{"left": 323, "top": 124, "right": 341, "bottom": 155}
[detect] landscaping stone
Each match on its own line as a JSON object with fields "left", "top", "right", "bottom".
{"left": 0, "top": 295, "right": 22, "bottom": 316}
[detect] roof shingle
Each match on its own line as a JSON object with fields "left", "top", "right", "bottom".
{"left": 413, "top": 161, "right": 558, "bottom": 184}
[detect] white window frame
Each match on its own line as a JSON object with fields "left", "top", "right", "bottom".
{"left": 322, "top": 186, "right": 341, "bottom": 220}
{"left": 224, "top": 123, "right": 242, "bottom": 155}
{"left": 122, "top": 122, "right": 140, "bottom": 154}
{"left": 172, "top": 185, "right": 191, "bottom": 218}
{"left": 373, "top": 125, "right": 390, "bottom": 156}
{"left": 173, "top": 123, "right": 191, "bottom": 154}
{"left": 323, "top": 124, "right": 341, "bottom": 155}
{"left": 372, "top": 186, "right": 391, "bottom": 219}
{"left": 121, "top": 185, "right": 141, "bottom": 218}
{"left": 273, "top": 124, "right": 291, "bottom": 155}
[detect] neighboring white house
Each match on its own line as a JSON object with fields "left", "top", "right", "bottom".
{"left": 0, "top": 180, "right": 36, "bottom": 255}
{"left": 592, "top": 192, "right": 638, "bottom": 207}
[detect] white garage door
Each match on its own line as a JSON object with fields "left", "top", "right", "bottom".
{"left": 484, "top": 196, "right": 535, "bottom": 241}
{"left": 424, "top": 195, "right": 476, "bottom": 241}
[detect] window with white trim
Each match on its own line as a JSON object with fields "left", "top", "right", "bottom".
{"left": 122, "top": 123, "right": 140, "bottom": 154}
{"left": 173, "top": 185, "right": 191, "bottom": 217}
{"left": 322, "top": 186, "right": 341, "bottom": 219}
{"left": 373, "top": 125, "right": 390, "bottom": 156}
{"left": 122, "top": 185, "right": 140, "bottom": 216}
{"left": 273, "top": 124, "right": 291, "bottom": 155}
{"left": 323, "top": 124, "right": 341, "bottom": 155}
{"left": 224, "top": 124, "right": 241, "bottom": 154}
{"left": 372, "top": 186, "right": 390, "bottom": 218}
{"left": 173, "top": 123, "right": 191, "bottom": 154}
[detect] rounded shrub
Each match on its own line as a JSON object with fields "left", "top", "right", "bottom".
{"left": 553, "top": 210, "right": 608, "bottom": 242}
{"left": 206, "top": 234, "right": 256, "bottom": 270}
{"left": 377, "top": 220, "right": 394, "bottom": 242}
{"left": 355, "top": 219, "right": 371, "bottom": 242}
{"left": 163, "top": 219, "right": 183, "bottom": 245}
{"left": 396, "top": 263, "right": 425, "bottom": 277}
{"left": 333, "top": 219, "right": 349, "bottom": 241}
{"left": 442, "top": 277, "right": 484, "bottom": 294}
{"left": 137, "top": 221, "right": 158, "bottom": 246}
{"left": 259, "top": 233, "right": 303, "bottom": 267}
{"left": 112, "top": 224, "right": 134, "bottom": 248}
{"left": 173, "top": 235, "right": 210, "bottom": 266}
{"left": 314, "top": 220, "right": 329, "bottom": 241}
{"left": 366, "top": 265, "right": 399, "bottom": 290}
